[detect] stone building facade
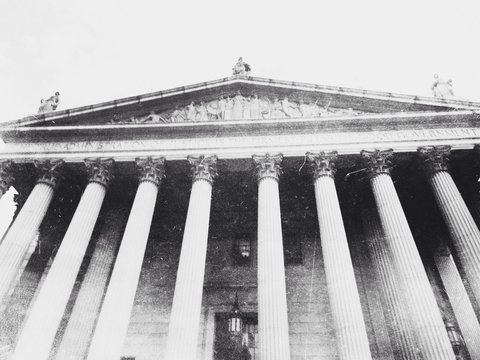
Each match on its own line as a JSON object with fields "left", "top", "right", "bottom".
{"left": 0, "top": 75, "right": 480, "bottom": 360}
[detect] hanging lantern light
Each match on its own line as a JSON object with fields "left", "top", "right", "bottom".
{"left": 228, "top": 293, "right": 243, "bottom": 334}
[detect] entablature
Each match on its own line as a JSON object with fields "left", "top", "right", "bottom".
{"left": 1, "top": 111, "right": 480, "bottom": 162}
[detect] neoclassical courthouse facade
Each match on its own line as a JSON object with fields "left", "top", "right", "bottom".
{"left": 1, "top": 72, "right": 480, "bottom": 360}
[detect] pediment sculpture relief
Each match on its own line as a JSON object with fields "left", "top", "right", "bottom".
{"left": 109, "top": 91, "right": 364, "bottom": 125}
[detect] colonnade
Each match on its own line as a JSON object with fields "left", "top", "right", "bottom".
{"left": 0, "top": 145, "right": 479, "bottom": 360}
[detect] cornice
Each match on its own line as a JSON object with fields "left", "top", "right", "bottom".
{"left": 1, "top": 110, "right": 479, "bottom": 144}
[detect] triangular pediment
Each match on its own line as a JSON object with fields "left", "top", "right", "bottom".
{"left": 3, "top": 76, "right": 480, "bottom": 130}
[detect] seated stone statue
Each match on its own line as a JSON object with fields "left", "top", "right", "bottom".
{"left": 38, "top": 92, "right": 60, "bottom": 113}
{"left": 431, "top": 74, "right": 454, "bottom": 98}
{"left": 232, "top": 57, "right": 251, "bottom": 75}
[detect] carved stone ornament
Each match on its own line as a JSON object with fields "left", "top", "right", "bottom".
{"left": 84, "top": 158, "right": 115, "bottom": 187}
{"left": 0, "top": 160, "right": 14, "bottom": 195}
{"left": 34, "top": 159, "right": 64, "bottom": 188}
{"left": 188, "top": 155, "right": 218, "bottom": 184}
{"left": 232, "top": 57, "right": 251, "bottom": 76}
{"left": 361, "top": 149, "right": 394, "bottom": 176}
{"left": 136, "top": 157, "right": 166, "bottom": 187}
{"left": 431, "top": 74, "right": 455, "bottom": 99}
{"left": 252, "top": 153, "right": 283, "bottom": 182}
{"left": 417, "top": 145, "right": 451, "bottom": 173}
{"left": 108, "top": 94, "right": 366, "bottom": 125}
{"left": 306, "top": 151, "right": 338, "bottom": 179}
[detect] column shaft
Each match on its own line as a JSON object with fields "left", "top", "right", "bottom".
{"left": 362, "top": 209, "right": 420, "bottom": 360}
{"left": 11, "top": 182, "right": 107, "bottom": 360}
{"left": 371, "top": 173, "right": 455, "bottom": 359}
{"left": 257, "top": 176, "right": 291, "bottom": 360}
{"left": 164, "top": 167, "right": 214, "bottom": 360}
{"left": 87, "top": 181, "right": 160, "bottom": 360}
{"left": 54, "top": 210, "right": 123, "bottom": 360}
{"left": 0, "top": 182, "right": 54, "bottom": 307}
{"left": 430, "top": 170, "right": 480, "bottom": 306}
{"left": 314, "top": 175, "right": 371, "bottom": 359}
{"left": 434, "top": 250, "right": 480, "bottom": 360}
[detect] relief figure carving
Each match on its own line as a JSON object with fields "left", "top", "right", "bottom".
{"left": 101, "top": 94, "right": 370, "bottom": 125}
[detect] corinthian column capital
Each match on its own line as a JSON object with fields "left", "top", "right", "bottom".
{"left": 85, "top": 158, "right": 114, "bottom": 187}
{"left": 188, "top": 155, "right": 218, "bottom": 184}
{"left": 0, "top": 160, "right": 14, "bottom": 195}
{"left": 418, "top": 145, "right": 451, "bottom": 173}
{"left": 252, "top": 153, "right": 283, "bottom": 182}
{"left": 306, "top": 151, "right": 338, "bottom": 179}
{"left": 136, "top": 157, "right": 166, "bottom": 187}
{"left": 361, "top": 149, "right": 393, "bottom": 177}
{"left": 34, "top": 159, "right": 64, "bottom": 188}
{"left": 474, "top": 144, "right": 480, "bottom": 155}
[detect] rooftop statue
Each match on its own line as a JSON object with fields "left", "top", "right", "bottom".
{"left": 232, "top": 57, "right": 251, "bottom": 76}
{"left": 38, "top": 92, "right": 60, "bottom": 113}
{"left": 431, "top": 74, "right": 455, "bottom": 99}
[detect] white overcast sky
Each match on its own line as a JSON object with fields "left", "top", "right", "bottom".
{"left": 1, "top": 0, "right": 479, "bottom": 122}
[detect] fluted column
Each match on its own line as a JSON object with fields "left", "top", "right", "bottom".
{"left": 434, "top": 245, "right": 480, "bottom": 360}
{"left": 54, "top": 210, "right": 125, "bottom": 360}
{"left": 11, "top": 158, "right": 114, "bottom": 360}
{"left": 87, "top": 157, "right": 165, "bottom": 360}
{"left": 361, "top": 149, "right": 455, "bottom": 360}
{"left": 306, "top": 151, "right": 371, "bottom": 360}
{"left": 361, "top": 208, "right": 420, "bottom": 360}
{"left": 0, "top": 160, "right": 14, "bottom": 200}
{"left": 419, "top": 145, "right": 480, "bottom": 308}
{"left": 253, "top": 153, "right": 291, "bottom": 360}
{"left": 164, "top": 155, "right": 217, "bottom": 360}
{"left": 0, "top": 159, "right": 63, "bottom": 308}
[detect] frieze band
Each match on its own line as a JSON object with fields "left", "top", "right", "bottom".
{"left": 5, "top": 127, "right": 480, "bottom": 161}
